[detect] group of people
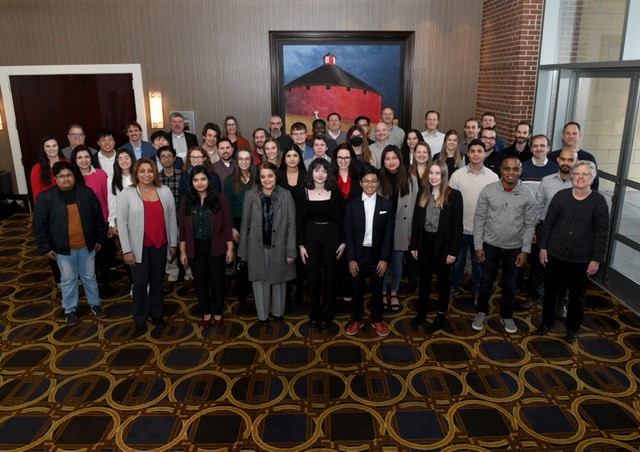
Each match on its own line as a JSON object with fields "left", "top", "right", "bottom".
{"left": 31, "top": 108, "right": 609, "bottom": 343}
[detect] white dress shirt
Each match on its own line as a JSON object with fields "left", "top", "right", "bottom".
{"left": 362, "top": 193, "right": 376, "bottom": 247}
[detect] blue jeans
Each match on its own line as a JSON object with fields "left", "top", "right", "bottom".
{"left": 56, "top": 247, "right": 101, "bottom": 313}
{"left": 450, "top": 233, "right": 482, "bottom": 291}
{"left": 383, "top": 250, "right": 405, "bottom": 294}
{"left": 476, "top": 243, "right": 520, "bottom": 319}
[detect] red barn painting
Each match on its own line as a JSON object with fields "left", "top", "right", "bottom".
{"left": 284, "top": 53, "right": 382, "bottom": 122}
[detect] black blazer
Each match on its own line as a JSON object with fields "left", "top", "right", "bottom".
{"left": 344, "top": 194, "right": 394, "bottom": 263}
{"left": 177, "top": 131, "right": 199, "bottom": 150}
{"left": 409, "top": 188, "right": 463, "bottom": 259}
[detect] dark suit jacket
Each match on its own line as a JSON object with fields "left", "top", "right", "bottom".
{"left": 344, "top": 194, "right": 394, "bottom": 264}
{"left": 409, "top": 188, "right": 463, "bottom": 259}
{"left": 171, "top": 132, "right": 199, "bottom": 151}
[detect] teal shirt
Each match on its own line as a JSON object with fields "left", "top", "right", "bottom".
{"left": 224, "top": 177, "right": 251, "bottom": 221}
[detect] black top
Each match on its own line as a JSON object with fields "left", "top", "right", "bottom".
{"left": 298, "top": 188, "right": 344, "bottom": 245}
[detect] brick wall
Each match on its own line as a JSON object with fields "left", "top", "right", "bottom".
{"left": 476, "top": 0, "right": 544, "bottom": 144}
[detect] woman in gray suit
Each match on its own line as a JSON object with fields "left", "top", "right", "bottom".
{"left": 238, "top": 162, "right": 297, "bottom": 325}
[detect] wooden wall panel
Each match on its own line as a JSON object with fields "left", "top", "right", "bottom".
{"left": 0, "top": 0, "right": 482, "bottom": 185}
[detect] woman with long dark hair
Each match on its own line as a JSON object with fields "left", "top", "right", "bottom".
{"left": 224, "top": 148, "right": 256, "bottom": 303}
{"left": 298, "top": 158, "right": 345, "bottom": 328}
{"left": 409, "top": 161, "right": 463, "bottom": 332}
{"left": 346, "top": 125, "right": 375, "bottom": 168}
{"left": 238, "top": 162, "right": 297, "bottom": 325}
{"left": 400, "top": 129, "right": 423, "bottom": 168}
{"left": 178, "top": 146, "right": 222, "bottom": 202}
{"left": 432, "top": 129, "right": 464, "bottom": 177}
{"left": 378, "top": 145, "right": 418, "bottom": 311}
{"left": 179, "top": 166, "right": 234, "bottom": 328}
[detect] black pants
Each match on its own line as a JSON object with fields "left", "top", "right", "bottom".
{"left": 131, "top": 243, "right": 167, "bottom": 326}
{"left": 96, "top": 235, "right": 116, "bottom": 287}
{"left": 189, "top": 239, "right": 226, "bottom": 316}
{"left": 415, "top": 232, "right": 452, "bottom": 319}
{"left": 542, "top": 255, "right": 588, "bottom": 332}
{"left": 351, "top": 247, "right": 385, "bottom": 323}
{"left": 305, "top": 222, "right": 340, "bottom": 322}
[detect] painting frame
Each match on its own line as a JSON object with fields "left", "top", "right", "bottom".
{"left": 269, "top": 31, "right": 414, "bottom": 132}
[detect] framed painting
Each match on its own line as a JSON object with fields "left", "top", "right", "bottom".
{"left": 269, "top": 31, "right": 414, "bottom": 133}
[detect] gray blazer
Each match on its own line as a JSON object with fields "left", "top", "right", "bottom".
{"left": 391, "top": 174, "right": 419, "bottom": 251}
{"left": 238, "top": 186, "right": 297, "bottom": 283}
{"left": 116, "top": 185, "right": 178, "bottom": 263}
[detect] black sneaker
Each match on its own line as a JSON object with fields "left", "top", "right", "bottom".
{"left": 66, "top": 312, "right": 78, "bottom": 326}
{"left": 152, "top": 317, "right": 166, "bottom": 328}
{"left": 91, "top": 305, "right": 107, "bottom": 319}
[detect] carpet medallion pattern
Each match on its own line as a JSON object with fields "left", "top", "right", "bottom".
{"left": 0, "top": 213, "right": 639, "bottom": 450}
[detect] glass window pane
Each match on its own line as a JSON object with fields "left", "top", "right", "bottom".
{"left": 574, "top": 77, "right": 629, "bottom": 176}
{"left": 611, "top": 241, "right": 640, "bottom": 285}
{"left": 598, "top": 178, "right": 615, "bottom": 212}
{"left": 545, "top": 0, "right": 626, "bottom": 64}
{"left": 619, "top": 186, "right": 640, "bottom": 244}
{"left": 630, "top": 95, "right": 640, "bottom": 184}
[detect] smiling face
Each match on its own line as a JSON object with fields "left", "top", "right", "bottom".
{"left": 253, "top": 130, "right": 267, "bottom": 149}
{"left": 481, "top": 114, "right": 496, "bottom": 128}
{"left": 557, "top": 148, "right": 578, "bottom": 174}
{"left": 98, "top": 135, "right": 115, "bottom": 153}
{"left": 68, "top": 127, "right": 85, "bottom": 148}
{"left": 158, "top": 150, "right": 175, "bottom": 169}
{"left": 312, "top": 165, "right": 328, "bottom": 186}
{"left": 189, "top": 150, "right": 206, "bottom": 167}
{"left": 225, "top": 119, "right": 237, "bottom": 135}
{"left": 285, "top": 149, "right": 300, "bottom": 169}
{"left": 218, "top": 141, "right": 233, "bottom": 161}
{"left": 291, "top": 129, "right": 307, "bottom": 146}
{"left": 464, "top": 120, "right": 479, "bottom": 140}
{"left": 360, "top": 173, "right": 379, "bottom": 197}
{"left": 259, "top": 167, "right": 277, "bottom": 193}
{"left": 445, "top": 133, "right": 459, "bottom": 151}
{"left": 269, "top": 116, "right": 282, "bottom": 134}
{"left": 515, "top": 124, "right": 531, "bottom": 144}
{"left": 381, "top": 108, "right": 394, "bottom": 125}
{"left": 203, "top": 129, "right": 218, "bottom": 148}
{"left": 170, "top": 116, "right": 184, "bottom": 135}
{"left": 126, "top": 125, "right": 142, "bottom": 143}
{"left": 428, "top": 164, "right": 442, "bottom": 188}
{"left": 152, "top": 135, "right": 169, "bottom": 150}
{"left": 572, "top": 163, "right": 593, "bottom": 189}
{"left": 43, "top": 139, "right": 60, "bottom": 160}
{"left": 480, "top": 129, "right": 497, "bottom": 152}
{"left": 55, "top": 169, "right": 75, "bottom": 191}
{"left": 117, "top": 151, "right": 133, "bottom": 172}
{"left": 313, "top": 139, "right": 327, "bottom": 158}
{"left": 406, "top": 131, "right": 419, "bottom": 150}
{"left": 264, "top": 140, "right": 279, "bottom": 161}
{"left": 414, "top": 144, "right": 430, "bottom": 165}
{"left": 383, "top": 151, "right": 401, "bottom": 173}
{"left": 425, "top": 112, "right": 439, "bottom": 131}
{"left": 530, "top": 136, "right": 548, "bottom": 161}
{"left": 336, "top": 149, "right": 351, "bottom": 171}
{"left": 136, "top": 162, "right": 156, "bottom": 187}
{"left": 374, "top": 123, "right": 389, "bottom": 143}
{"left": 192, "top": 172, "right": 209, "bottom": 195}
{"left": 501, "top": 158, "right": 522, "bottom": 188}
{"left": 237, "top": 150, "right": 252, "bottom": 171}
{"left": 75, "top": 150, "right": 92, "bottom": 172}
{"left": 562, "top": 124, "right": 581, "bottom": 148}
{"left": 328, "top": 114, "right": 341, "bottom": 133}
{"left": 467, "top": 144, "right": 485, "bottom": 165}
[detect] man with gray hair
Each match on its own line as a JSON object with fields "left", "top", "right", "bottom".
{"left": 61, "top": 124, "right": 97, "bottom": 159}
{"left": 169, "top": 112, "right": 198, "bottom": 161}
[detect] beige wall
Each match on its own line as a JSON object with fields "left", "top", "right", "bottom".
{"left": 0, "top": 0, "right": 482, "bottom": 192}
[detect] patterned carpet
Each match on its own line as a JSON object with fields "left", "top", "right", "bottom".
{"left": 1, "top": 212, "right": 640, "bottom": 451}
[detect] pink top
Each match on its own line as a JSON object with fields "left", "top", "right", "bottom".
{"left": 83, "top": 167, "right": 109, "bottom": 222}
{"left": 143, "top": 199, "right": 167, "bottom": 248}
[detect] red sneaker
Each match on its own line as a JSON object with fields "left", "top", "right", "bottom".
{"left": 372, "top": 322, "right": 389, "bottom": 337}
{"left": 345, "top": 320, "right": 364, "bottom": 335}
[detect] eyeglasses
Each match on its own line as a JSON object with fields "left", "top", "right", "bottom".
{"left": 159, "top": 154, "right": 175, "bottom": 160}
{"left": 337, "top": 156, "right": 351, "bottom": 161}
{"left": 190, "top": 155, "right": 205, "bottom": 160}
{"left": 481, "top": 136, "right": 496, "bottom": 141}
{"left": 573, "top": 172, "right": 592, "bottom": 178}
{"left": 55, "top": 173, "right": 74, "bottom": 179}
{"left": 361, "top": 179, "right": 379, "bottom": 185}
{"left": 269, "top": 121, "right": 282, "bottom": 125}
{"left": 291, "top": 131, "right": 306, "bottom": 136}
{"left": 69, "top": 133, "right": 85, "bottom": 138}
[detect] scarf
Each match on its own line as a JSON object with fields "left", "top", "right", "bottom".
{"left": 260, "top": 185, "right": 281, "bottom": 238}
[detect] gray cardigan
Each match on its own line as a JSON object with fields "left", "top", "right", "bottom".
{"left": 473, "top": 180, "right": 536, "bottom": 253}
{"left": 116, "top": 185, "right": 178, "bottom": 263}
{"left": 238, "top": 186, "right": 297, "bottom": 283}
{"left": 390, "top": 174, "right": 418, "bottom": 251}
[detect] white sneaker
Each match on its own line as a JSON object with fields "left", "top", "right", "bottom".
{"left": 500, "top": 317, "right": 518, "bottom": 334}
{"left": 472, "top": 312, "right": 486, "bottom": 331}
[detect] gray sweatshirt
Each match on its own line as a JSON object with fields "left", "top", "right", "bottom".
{"left": 473, "top": 180, "right": 536, "bottom": 253}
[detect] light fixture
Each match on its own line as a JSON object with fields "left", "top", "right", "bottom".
{"left": 149, "top": 91, "right": 164, "bottom": 129}
{"left": 0, "top": 109, "right": 3, "bottom": 130}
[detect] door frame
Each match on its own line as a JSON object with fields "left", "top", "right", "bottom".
{"left": 0, "top": 64, "right": 146, "bottom": 194}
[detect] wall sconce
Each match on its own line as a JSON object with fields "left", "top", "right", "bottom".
{"left": 0, "top": 110, "right": 4, "bottom": 130}
{"left": 149, "top": 91, "right": 164, "bottom": 129}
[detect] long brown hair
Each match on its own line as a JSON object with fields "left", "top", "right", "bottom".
{"left": 408, "top": 141, "right": 431, "bottom": 187}
{"left": 230, "top": 148, "right": 255, "bottom": 193}
{"left": 439, "top": 129, "right": 462, "bottom": 168}
{"left": 378, "top": 145, "right": 412, "bottom": 198}
{"left": 418, "top": 160, "right": 452, "bottom": 209}
{"left": 183, "top": 146, "right": 214, "bottom": 172}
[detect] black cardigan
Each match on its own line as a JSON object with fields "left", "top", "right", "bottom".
{"left": 409, "top": 187, "right": 463, "bottom": 259}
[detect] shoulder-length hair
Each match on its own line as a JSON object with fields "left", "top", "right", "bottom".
{"left": 256, "top": 161, "right": 280, "bottom": 188}
{"left": 408, "top": 141, "right": 432, "bottom": 186}
{"left": 230, "top": 148, "right": 256, "bottom": 193}
{"left": 223, "top": 115, "right": 242, "bottom": 137}
{"left": 263, "top": 137, "right": 282, "bottom": 167}
{"left": 346, "top": 125, "right": 375, "bottom": 166}
{"left": 438, "top": 129, "right": 462, "bottom": 168}
{"left": 379, "top": 145, "right": 412, "bottom": 198}
{"left": 112, "top": 147, "right": 137, "bottom": 195}
{"left": 418, "top": 160, "right": 453, "bottom": 209}
{"left": 185, "top": 165, "right": 221, "bottom": 214}
{"left": 131, "top": 157, "right": 161, "bottom": 187}
{"left": 69, "top": 145, "right": 95, "bottom": 186}
{"left": 331, "top": 144, "right": 360, "bottom": 180}
{"left": 304, "top": 158, "right": 337, "bottom": 190}
{"left": 38, "top": 135, "right": 62, "bottom": 187}
{"left": 183, "top": 146, "right": 213, "bottom": 173}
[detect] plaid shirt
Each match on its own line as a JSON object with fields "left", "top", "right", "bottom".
{"left": 160, "top": 168, "right": 182, "bottom": 214}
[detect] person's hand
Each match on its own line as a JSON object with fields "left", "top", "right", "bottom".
{"left": 532, "top": 233, "right": 537, "bottom": 244}
{"left": 169, "top": 247, "right": 177, "bottom": 257}
{"left": 232, "top": 228, "right": 240, "bottom": 243}
{"left": 349, "top": 261, "right": 359, "bottom": 277}
{"left": 46, "top": 250, "right": 57, "bottom": 261}
{"left": 445, "top": 255, "right": 456, "bottom": 265}
{"left": 107, "top": 227, "right": 115, "bottom": 238}
{"left": 539, "top": 249, "right": 548, "bottom": 267}
{"left": 586, "top": 260, "right": 600, "bottom": 276}
{"left": 226, "top": 248, "right": 234, "bottom": 264}
{"left": 411, "top": 250, "right": 418, "bottom": 260}
{"left": 475, "top": 249, "right": 485, "bottom": 263}
{"left": 180, "top": 252, "right": 188, "bottom": 266}
{"left": 287, "top": 257, "right": 295, "bottom": 265}
{"left": 123, "top": 251, "right": 136, "bottom": 267}
{"left": 335, "top": 243, "right": 346, "bottom": 260}
{"left": 515, "top": 252, "right": 528, "bottom": 268}
{"left": 94, "top": 243, "right": 102, "bottom": 252}
{"left": 299, "top": 246, "right": 308, "bottom": 264}
{"left": 376, "top": 260, "right": 388, "bottom": 276}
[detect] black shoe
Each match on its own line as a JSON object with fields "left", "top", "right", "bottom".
{"left": 309, "top": 319, "right": 319, "bottom": 328}
{"left": 538, "top": 324, "right": 550, "bottom": 336}
{"left": 66, "top": 311, "right": 78, "bottom": 326}
{"left": 409, "top": 315, "right": 425, "bottom": 327}
{"left": 152, "top": 317, "right": 166, "bottom": 328}
{"left": 427, "top": 314, "right": 446, "bottom": 333}
{"left": 135, "top": 323, "right": 148, "bottom": 336}
{"left": 566, "top": 331, "right": 578, "bottom": 344}
{"left": 91, "top": 305, "right": 107, "bottom": 319}
{"left": 407, "top": 280, "right": 418, "bottom": 293}
{"left": 274, "top": 315, "right": 284, "bottom": 324}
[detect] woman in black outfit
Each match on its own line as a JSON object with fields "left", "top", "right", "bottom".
{"left": 298, "top": 158, "right": 345, "bottom": 328}
{"left": 409, "top": 160, "right": 463, "bottom": 332}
